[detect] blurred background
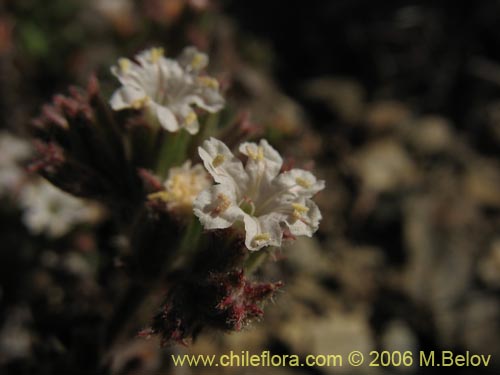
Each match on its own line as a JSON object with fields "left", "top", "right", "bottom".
{"left": 1, "top": 0, "right": 500, "bottom": 374}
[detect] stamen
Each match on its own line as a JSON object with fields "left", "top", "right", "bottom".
{"left": 290, "top": 203, "right": 309, "bottom": 221}
{"left": 150, "top": 47, "right": 164, "bottom": 63}
{"left": 257, "top": 146, "right": 264, "bottom": 160}
{"left": 198, "top": 76, "right": 219, "bottom": 89}
{"left": 118, "top": 58, "right": 131, "bottom": 73}
{"left": 295, "top": 177, "right": 312, "bottom": 188}
{"left": 147, "top": 191, "right": 170, "bottom": 202}
{"left": 211, "top": 193, "right": 231, "bottom": 216}
{"left": 191, "top": 53, "right": 205, "bottom": 69}
{"left": 246, "top": 145, "right": 264, "bottom": 161}
{"left": 185, "top": 111, "right": 197, "bottom": 125}
{"left": 131, "top": 97, "right": 148, "bottom": 109}
{"left": 252, "top": 233, "right": 271, "bottom": 247}
{"left": 212, "top": 154, "right": 225, "bottom": 168}
{"left": 291, "top": 203, "right": 309, "bottom": 213}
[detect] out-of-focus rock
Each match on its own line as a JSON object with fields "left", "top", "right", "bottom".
{"left": 464, "top": 159, "right": 500, "bottom": 208}
{"left": 350, "top": 140, "right": 419, "bottom": 193}
{"left": 365, "top": 101, "right": 411, "bottom": 132}
{"left": 92, "top": 0, "right": 137, "bottom": 36}
{"left": 310, "top": 310, "right": 375, "bottom": 374}
{"left": 276, "top": 306, "right": 375, "bottom": 374}
{"left": 285, "top": 237, "right": 331, "bottom": 276}
{"left": 477, "top": 238, "right": 500, "bottom": 289}
{"left": 380, "top": 320, "right": 418, "bottom": 373}
{"left": 332, "top": 246, "right": 386, "bottom": 302}
{"left": 0, "top": 307, "right": 32, "bottom": 363}
{"left": 286, "top": 275, "right": 337, "bottom": 317}
{"left": 273, "top": 274, "right": 339, "bottom": 353}
{"left": 483, "top": 100, "right": 500, "bottom": 146}
{"left": 110, "top": 337, "right": 161, "bottom": 375}
{"left": 61, "top": 252, "right": 93, "bottom": 278}
{"left": 266, "top": 96, "right": 307, "bottom": 137}
{"left": 404, "top": 193, "right": 482, "bottom": 347}
{"left": 214, "top": 325, "right": 268, "bottom": 356}
{"left": 311, "top": 168, "right": 348, "bottom": 236}
{"left": 143, "top": 0, "right": 187, "bottom": 25}
{"left": 234, "top": 66, "right": 308, "bottom": 137}
{"left": 461, "top": 294, "right": 500, "bottom": 366}
{"left": 303, "top": 77, "right": 365, "bottom": 123}
{"left": 407, "top": 116, "right": 454, "bottom": 154}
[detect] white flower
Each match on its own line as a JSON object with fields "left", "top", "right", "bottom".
{"left": 0, "top": 132, "right": 32, "bottom": 197}
{"left": 109, "top": 46, "right": 225, "bottom": 134}
{"left": 193, "top": 138, "right": 325, "bottom": 251}
{"left": 149, "top": 160, "right": 211, "bottom": 213}
{"left": 19, "top": 180, "right": 103, "bottom": 238}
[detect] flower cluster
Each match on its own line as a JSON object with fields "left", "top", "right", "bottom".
{"left": 194, "top": 137, "right": 324, "bottom": 250}
{"left": 26, "top": 45, "right": 325, "bottom": 347}
{"left": 0, "top": 131, "right": 103, "bottom": 238}
{"left": 110, "top": 47, "right": 224, "bottom": 134}
{"left": 20, "top": 179, "right": 103, "bottom": 238}
{"left": 148, "top": 160, "right": 210, "bottom": 214}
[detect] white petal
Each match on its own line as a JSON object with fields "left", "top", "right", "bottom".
{"left": 177, "top": 46, "right": 209, "bottom": 72}
{"left": 135, "top": 47, "right": 167, "bottom": 66}
{"left": 239, "top": 139, "right": 283, "bottom": 180}
{"left": 276, "top": 168, "right": 325, "bottom": 198}
{"left": 243, "top": 213, "right": 283, "bottom": 251}
{"left": 193, "top": 185, "right": 243, "bottom": 230}
{"left": 191, "top": 88, "right": 225, "bottom": 113}
{"left": 198, "top": 138, "right": 248, "bottom": 191}
{"left": 158, "top": 59, "right": 186, "bottom": 84}
{"left": 176, "top": 105, "right": 199, "bottom": 135}
{"left": 184, "top": 117, "right": 199, "bottom": 135}
{"left": 285, "top": 199, "right": 322, "bottom": 237}
{"left": 110, "top": 47, "right": 225, "bottom": 127}
{"left": 110, "top": 61, "right": 145, "bottom": 88}
{"left": 19, "top": 180, "right": 98, "bottom": 238}
{"left": 150, "top": 103, "right": 180, "bottom": 132}
{"left": 109, "top": 86, "right": 146, "bottom": 110}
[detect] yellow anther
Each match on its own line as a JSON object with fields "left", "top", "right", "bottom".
{"left": 258, "top": 147, "right": 264, "bottom": 160}
{"left": 185, "top": 111, "right": 197, "bottom": 125}
{"left": 252, "top": 233, "right": 271, "bottom": 247}
{"left": 292, "top": 202, "right": 309, "bottom": 221}
{"left": 131, "top": 97, "right": 148, "bottom": 109}
{"left": 118, "top": 58, "right": 131, "bottom": 72}
{"left": 147, "top": 191, "right": 170, "bottom": 202}
{"left": 212, "top": 154, "right": 225, "bottom": 168}
{"left": 295, "top": 177, "right": 312, "bottom": 188}
{"left": 246, "top": 146, "right": 264, "bottom": 161}
{"left": 198, "top": 76, "right": 219, "bottom": 89}
{"left": 161, "top": 162, "right": 210, "bottom": 212}
{"left": 291, "top": 203, "right": 309, "bottom": 213}
{"left": 150, "top": 47, "right": 164, "bottom": 63}
{"left": 191, "top": 53, "right": 205, "bottom": 69}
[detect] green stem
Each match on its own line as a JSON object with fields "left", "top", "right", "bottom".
{"left": 244, "top": 249, "right": 271, "bottom": 275}
{"left": 189, "top": 113, "right": 219, "bottom": 158}
{"left": 171, "top": 217, "right": 203, "bottom": 269}
{"left": 202, "top": 112, "right": 220, "bottom": 139}
{"left": 155, "top": 130, "right": 190, "bottom": 178}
